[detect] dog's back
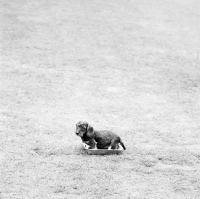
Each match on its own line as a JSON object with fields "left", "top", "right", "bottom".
{"left": 94, "top": 130, "right": 126, "bottom": 150}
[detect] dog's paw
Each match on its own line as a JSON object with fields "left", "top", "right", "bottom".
{"left": 93, "top": 145, "right": 97, "bottom": 149}
{"left": 83, "top": 143, "right": 90, "bottom": 149}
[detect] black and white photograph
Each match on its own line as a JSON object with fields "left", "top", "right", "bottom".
{"left": 0, "top": 0, "right": 200, "bottom": 198}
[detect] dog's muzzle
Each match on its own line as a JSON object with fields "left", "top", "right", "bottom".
{"left": 75, "top": 131, "right": 84, "bottom": 137}
{"left": 75, "top": 131, "right": 80, "bottom": 136}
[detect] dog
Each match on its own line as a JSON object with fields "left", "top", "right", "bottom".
{"left": 75, "top": 121, "right": 126, "bottom": 150}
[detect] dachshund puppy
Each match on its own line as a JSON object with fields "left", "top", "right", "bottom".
{"left": 75, "top": 121, "right": 126, "bottom": 150}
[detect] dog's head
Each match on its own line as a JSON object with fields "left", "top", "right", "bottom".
{"left": 75, "top": 121, "right": 94, "bottom": 138}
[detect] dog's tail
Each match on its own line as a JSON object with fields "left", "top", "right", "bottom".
{"left": 120, "top": 138, "right": 126, "bottom": 150}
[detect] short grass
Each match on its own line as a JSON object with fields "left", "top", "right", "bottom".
{"left": 0, "top": 0, "right": 200, "bottom": 198}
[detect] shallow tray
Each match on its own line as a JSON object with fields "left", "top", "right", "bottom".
{"left": 82, "top": 143, "right": 124, "bottom": 155}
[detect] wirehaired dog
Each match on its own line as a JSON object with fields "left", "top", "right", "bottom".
{"left": 75, "top": 121, "right": 126, "bottom": 150}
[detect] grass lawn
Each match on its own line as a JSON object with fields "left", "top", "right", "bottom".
{"left": 0, "top": 0, "right": 200, "bottom": 198}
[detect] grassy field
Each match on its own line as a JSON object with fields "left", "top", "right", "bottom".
{"left": 0, "top": 0, "right": 200, "bottom": 198}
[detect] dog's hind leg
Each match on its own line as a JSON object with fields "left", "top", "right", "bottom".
{"left": 110, "top": 137, "right": 121, "bottom": 149}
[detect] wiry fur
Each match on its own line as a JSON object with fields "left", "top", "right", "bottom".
{"left": 75, "top": 121, "right": 126, "bottom": 150}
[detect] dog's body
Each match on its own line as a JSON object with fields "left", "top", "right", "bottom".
{"left": 75, "top": 121, "right": 126, "bottom": 150}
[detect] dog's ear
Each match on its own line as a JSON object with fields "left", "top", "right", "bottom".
{"left": 87, "top": 124, "right": 94, "bottom": 138}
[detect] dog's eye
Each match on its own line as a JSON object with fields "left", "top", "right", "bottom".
{"left": 81, "top": 126, "right": 86, "bottom": 130}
